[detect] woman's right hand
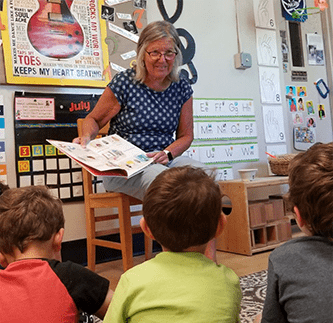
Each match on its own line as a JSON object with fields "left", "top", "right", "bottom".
{"left": 72, "top": 135, "right": 91, "bottom": 148}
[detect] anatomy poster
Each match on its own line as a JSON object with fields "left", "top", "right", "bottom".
{"left": 0, "top": 0, "right": 109, "bottom": 87}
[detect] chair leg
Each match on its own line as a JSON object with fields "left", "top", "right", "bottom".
{"left": 144, "top": 235, "right": 153, "bottom": 260}
{"left": 87, "top": 239, "right": 96, "bottom": 272}
{"left": 86, "top": 208, "right": 96, "bottom": 272}
{"left": 118, "top": 196, "right": 134, "bottom": 271}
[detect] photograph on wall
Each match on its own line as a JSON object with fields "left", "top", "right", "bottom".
{"left": 306, "top": 100, "right": 315, "bottom": 115}
{"left": 297, "top": 97, "right": 305, "bottom": 111}
{"left": 296, "top": 86, "right": 307, "bottom": 96}
{"left": 0, "top": 0, "right": 110, "bottom": 87}
{"left": 318, "top": 103, "right": 326, "bottom": 120}
{"left": 306, "top": 116, "right": 316, "bottom": 128}
{"left": 288, "top": 98, "right": 297, "bottom": 112}
{"left": 286, "top": 85, "right": 296, "bottom": 98}
{"left": 294, "top": 126, "right": 316, "bottom": 151}
{"left": 306, "top": 33, "right": 325, "bottom": 66}
{"left": 292, "top": 112, "right": 303, "bottom": 125}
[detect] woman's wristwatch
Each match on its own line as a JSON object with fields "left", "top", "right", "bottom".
{"left": 163, "top": 150, "right": 174, "bottom": 161}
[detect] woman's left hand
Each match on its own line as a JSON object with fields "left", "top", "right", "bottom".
{"left": 146, "top": 151, "right": 169, "bottom": 165}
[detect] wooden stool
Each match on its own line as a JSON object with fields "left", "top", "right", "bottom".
{"left": 77, "top": 118, "right": 152, "bottom": 272}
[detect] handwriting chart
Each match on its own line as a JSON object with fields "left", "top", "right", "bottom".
{"left": 185, "top": 142, "right": 259, "bottom": 165}
{"left": 184, "top": 142, "right": 259, "bottom": 164}
{"left": 193, "top": 99, "right": 255, "bottom": 117}
{"left": 194, "top": 120, "right": 257, "bottom": 140}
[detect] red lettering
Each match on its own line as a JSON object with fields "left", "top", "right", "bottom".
{"left": 69, "top": 102, "right": 91, "bottom": 113}
{"left": 17, "top": 55, "right": 42, "bottom": 66}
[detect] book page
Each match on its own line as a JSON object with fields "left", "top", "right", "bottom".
{"left": 47, "top": 134, "right": 153, "bottom": 177}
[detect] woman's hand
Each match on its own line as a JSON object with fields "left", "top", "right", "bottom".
{"left": 146, "top": 151, "right": 170, "bottom": 165}
{"left": 72, "top": 135, "right": 91, "bottom": 148}
{"left": 73, "top": 87, "right": 121, "bottom": 147}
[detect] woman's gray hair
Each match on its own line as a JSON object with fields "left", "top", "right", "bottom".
{"left": 133, "top": 20, "right": 183, "bottom": 83}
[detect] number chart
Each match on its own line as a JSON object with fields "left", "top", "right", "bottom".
{"left": 14, "top": 91, "right": 101, "bottom": 202}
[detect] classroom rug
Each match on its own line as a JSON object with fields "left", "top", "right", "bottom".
{"left": 239, "top": 269, "right": 268, "bottom": 323}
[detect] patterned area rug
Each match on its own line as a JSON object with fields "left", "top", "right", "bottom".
{"left": 239, "top": 270, "right": 268, "bottom": 323}
{"left": 82, "top": 269, "right": 268, "bottom": 323}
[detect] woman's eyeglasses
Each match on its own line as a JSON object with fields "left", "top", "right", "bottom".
{"left": 146, "top": 50, "right": 177, "bottom": 61}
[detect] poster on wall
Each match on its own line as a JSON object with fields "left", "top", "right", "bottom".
{"left": 281, "top": 0, "right": 308, "bottom": 22}
{"left": 253, "top": 0, "right": 276, "bottom": 29}
{"left": 0, "top": 0, "right": 110, "bottom": 87}
{"left": 14, "top": 91, "right": 101, "bottom": 202}
{"left": 258, "top": 66, "right": 282, "bottom": 104}
{"left": 293, "top": 126, "right": 316, "bottom": 150}
{"left": 102, "top": 0, "right": 147, "bottom": 74}
{"left": 306, "top": 33, "right": 325, "bottom": 66}
{"left": 262, "top": 105, "right": 286, "bottom": 143}
{"left": 256, "top": 29, "right": 279, "bottom": 67}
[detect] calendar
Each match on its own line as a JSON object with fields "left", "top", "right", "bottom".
{"left": 14, "top": 91, "right": 101, "bottom": 202}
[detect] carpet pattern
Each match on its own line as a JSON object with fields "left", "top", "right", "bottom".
{"left": 81, "top": 270, "right": 268, "bottom": 323}
{"left": 239, "top": 270, "right": 268, "bottom": 323}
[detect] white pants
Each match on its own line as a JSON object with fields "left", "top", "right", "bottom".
{"left": 103, "top": 156, "right": 206, "bottom": 200}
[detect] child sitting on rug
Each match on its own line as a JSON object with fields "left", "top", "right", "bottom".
{"left": 254, "top": 142, "right": 333, "bottom": 323}
{"left": 0, "top": 185, "right": 113, "bottom": 323}
{"left": 104, "top": 166, "right": 242, "bottom": 322}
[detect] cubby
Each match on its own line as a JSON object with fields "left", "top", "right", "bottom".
{"left": 217, "top": 176, "right": 294, "bottom": 255}
{"left": 251, "top": 227, "right": 266, "bottom": 249}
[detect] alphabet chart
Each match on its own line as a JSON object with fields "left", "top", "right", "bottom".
{"left": 14, "top": 92, "right": 101, "bottom": 202}
{"left": 189, "top": 98, "right": 259, "bottom": 179}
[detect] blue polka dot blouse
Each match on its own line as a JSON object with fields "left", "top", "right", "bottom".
{"left": 107, "top": 68, "right": 193, "bottom": 152}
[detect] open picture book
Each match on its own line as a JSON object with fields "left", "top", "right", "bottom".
{"left": 47, "top": 134, "right": 153, "bottom": 178}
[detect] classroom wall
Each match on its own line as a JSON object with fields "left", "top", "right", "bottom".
{"left": 0, "top": 0, "right": 332, "bottom": 242}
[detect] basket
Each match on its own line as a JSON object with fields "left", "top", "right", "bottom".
{"left": 268, "top": 154, "right": 298, "bottom": 176}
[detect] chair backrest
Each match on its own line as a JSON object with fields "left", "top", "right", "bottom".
{"left": 77, "top": 118, "right": 109, "bottom": 196}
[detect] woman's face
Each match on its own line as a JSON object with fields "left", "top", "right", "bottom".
{"left": 144, "top": 37, "right": 175, "bottom": 80}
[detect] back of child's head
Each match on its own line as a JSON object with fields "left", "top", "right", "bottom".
{"left": 0, "top": 182, "right": 9, "bottom": 196}
{"left": 143, "top": 166, "right": 222, "bottom": 252}
{"left": 0, "top": 185, "right": 64, "bottom": 255}
{"left": 288, "top": 142, "right": 333, "bottom": 240}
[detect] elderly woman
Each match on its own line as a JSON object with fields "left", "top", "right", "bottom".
{"left": 74, "top": 20, "right": 205, "bottom": 200}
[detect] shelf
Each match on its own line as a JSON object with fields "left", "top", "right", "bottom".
{"left": 216, "top": 176, "right": 293, "bottom": 256}
{"left": 224, "top": 176, "right": 289, "bottom": 188}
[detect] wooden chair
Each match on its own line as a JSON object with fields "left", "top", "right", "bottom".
{"left": 77, "top": 118, "right": 152, "bottom": 272}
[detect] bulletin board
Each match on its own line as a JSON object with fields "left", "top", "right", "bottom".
{"left": 0, "top": 0, "right": 147, "bottom": 87}
{"left": 14, "top": 91, "right": 100, "bottom": 202}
